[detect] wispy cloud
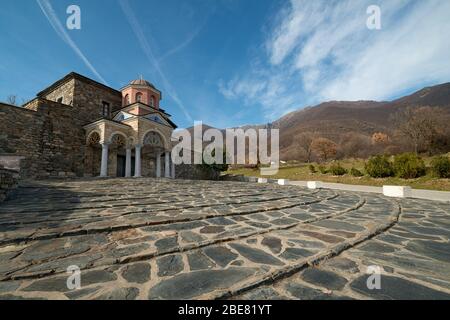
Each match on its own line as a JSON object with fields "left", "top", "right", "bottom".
{"left": 158, "top": 22, "right": 206, "bottom": 63}
{"left": 119, "top": 0, "right": 193, "bottom": 122}
{"left": 220, "top": 0, "right": 450, "bottom": 120}
{"left": 36, "top": 0, "right": 108, "bottom": 85}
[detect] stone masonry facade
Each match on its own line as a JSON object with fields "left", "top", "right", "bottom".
{"left": 0, "top": 72, "right": 153, "bottom": 179}
{"left": 0, "top": 99, "right": 86, "bottom": 178}
{"left": 0, "top": 74, "right": 121, "bottom": 178}
{"left": 0, "top": 167, "right": 19, "bottom": 203}
{"left": 0, "top": 72, "right": 219, "bottom": 180}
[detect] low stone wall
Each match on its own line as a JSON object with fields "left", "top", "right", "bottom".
{"left": 176, "top": 164, "right": 221, "bottom": 181}
{"left": 220, "top": 174, "right": 279, "bottom": 183}
{"left": 0, "top": 167, "right": 19, "bottom": 202}
{"left": 0, "top": 155, "right": 24, "bottom": 174}
{"left": 220, "top": 174, "right": 259, "bottom": 183}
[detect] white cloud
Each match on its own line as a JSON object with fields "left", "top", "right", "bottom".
{"left": 320, "top": 0, "right": 450, "bottom": 101}
{"left": 37, "top": 0, "right": 108, "bottom": 85}
{"left": 267, "top": 0, "right": 326, "bottom": 65}
{"left": 219, "top": 67, "right": 299, "bottom": 121}
{"left": 220, "top": 0, "right": 450, "bottom": 121}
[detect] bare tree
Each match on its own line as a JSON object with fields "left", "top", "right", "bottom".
{"left": 391, "top": 106, "right": 447, "bottom": 154}
{"left": 295, "top": 132, "right": 316, "bottom": 162}
{"left": 339, "top": 133, "right": 372, "bottom": 159}
{"left": 311, "top": 137, "right": 337, "bottom": 162}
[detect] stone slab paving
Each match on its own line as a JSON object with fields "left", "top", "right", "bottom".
{"left": 0, "top": 178, "right": 449, "bottom": 300}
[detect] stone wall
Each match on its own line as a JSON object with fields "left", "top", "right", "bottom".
{"left": 0, "top": 167, "right": 19, "bottom": 203}
{"left": 0, "top": 103, "right": 44, "bottom": 178}
{"left": 40, "top": 78, "right": 76, "bottom": 107}
{"left": 0, "top": 100, "right": 86, "bottom": 179}
{"left": 0, "top": 73, "right": 183, "bottom": 180}
{"left": 37, "top": 100, "right": 86, "bottom": 178}
{"left": 84, "top": 145, "right": 101, "bottom": 177}
{"left": 73, "top": 78, "right": 122, "bottom": 123}
{"left": 35, "top": 74, "right": 123, "bottom": 125}
{"left": 175, "top": 164, "right": 221, "bottom": 181}
{"left": 220, "top": 174, "right": 259, "bottom": 183}
{"left": 1, "top": 74, "right": 125, "bottom": 179}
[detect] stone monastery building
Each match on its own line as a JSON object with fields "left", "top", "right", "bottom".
{"left": 0, "top": 72, "right": 178, "bottom": 179}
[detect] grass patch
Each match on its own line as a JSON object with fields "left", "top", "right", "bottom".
{"left": 226, "top": 158, "right": 450, "bottom": 191}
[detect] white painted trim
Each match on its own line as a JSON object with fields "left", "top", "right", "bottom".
{"left": 118, "top": 102, "right": 159, "bottom": 115}
{"left": 113, "top": 111, "right": 135, "bottom": 122}
{"left": 138, "top": 114, "right": 174, "bottom": 129}
{"left": 278, "top": 179, "right": 290, "bottom": 186}
{"left": 83, "top": 118, "right": 130, "bottom": 130}
{"left": 287, "top": 181, "right": 450, "bottom": 202}
{"left": 143, "top": 113, "right": 170, "bottom": 126}
{"left": 307, "top": 181, "right": 323, "bottom": 189}
{"left": 141, "top": 127, "right": 169, "bottom": 149}
{"left": 108, "top": 131, "right": 129, "bottom": 144}
{"left": 383, "top": 186, "right": 412, "bottom": 198}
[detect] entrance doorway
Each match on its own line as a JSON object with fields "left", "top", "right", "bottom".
{"left": 116, "top": 155, "right": 135, "bottom": 177}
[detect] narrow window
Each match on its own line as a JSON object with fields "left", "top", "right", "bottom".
{"left": 102, "top": 101, "right": 111, "bottom": 117}
{"left": 136, "top": 92, "right": 143, "bottom": 103}
{"left": 124, "top": 94, "right": 130, "bottom": 105}
{"left": 150, "top": 96, "right": 155, "bottom": 107}
{"left": 57, "top": 97, "right": 63, "bottom": 103}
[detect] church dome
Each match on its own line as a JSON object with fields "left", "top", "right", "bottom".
{"left": 129, "top": 78, "right": 155, "bottom": 88}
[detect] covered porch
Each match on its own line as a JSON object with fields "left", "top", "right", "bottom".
{"left": 83, "top": 119, "right": 175, "bottom": 179}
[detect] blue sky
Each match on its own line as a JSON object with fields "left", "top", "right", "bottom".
{"left": 1, "top": 0, "right": 449, "bottom": 129}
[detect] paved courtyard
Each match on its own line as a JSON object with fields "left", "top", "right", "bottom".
{"left": 0, "top": 178, "right": 449, "bottom": 300}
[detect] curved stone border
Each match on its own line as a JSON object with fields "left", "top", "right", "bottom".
{"left": 0, "top": 190, "right": 316, "bottom": 226}
{"left": 211, "top": 200, "right": 401, "bottom": 300}
{"left": 290, "top": 181, "right": 450, "bottom": 203}
{"left": 0, "top": 190, "right": 333, "bottom": 246}
{"left": 4, "top": 194, "right": 364, "bottom": 282}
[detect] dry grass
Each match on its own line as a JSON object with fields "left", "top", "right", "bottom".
{"left": 226, "top": 157, "right": 450, "bottom": 191}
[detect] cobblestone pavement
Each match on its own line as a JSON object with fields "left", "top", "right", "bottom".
{"left": 0, "top": 178, "right": 449, "bottom": 300}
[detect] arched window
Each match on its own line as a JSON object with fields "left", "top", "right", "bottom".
{"left": 150, "top": 96, "right": 155, "bottom": 107}
{"left": 136, "top": 92, "right": 143, "bottom": 103}
{"left": 124, "top": 94, "right": 130, "bottom": 105}
{"left": 143, "top": 131, "right": 164, "bottom": 147}
{"left": 87, "top": 132, "right": 100, "bottom": 146}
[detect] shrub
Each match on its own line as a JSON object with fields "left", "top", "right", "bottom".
{"left": 308, "top": 164, "right": 317, "bottom": 174}
{"left": 365, "top": 155, "right": 394, "bottom": 178}
{"left": 393, "top": 153, "right": 426, "bottom": 179}
{"left": 430, "top": 156, "right": 450, "bottom": 178}
{"left": 317, "top": 165, "right": 328, "bottom": 174}
{"left": 350, "top": 167, "right": 364, "bottom": 177}
{"left": 329, "top": 163, "right": 347, "bottom": 176}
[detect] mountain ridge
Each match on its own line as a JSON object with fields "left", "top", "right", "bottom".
{"left": 186, "top": 82, "right": 450, "bottom": 160}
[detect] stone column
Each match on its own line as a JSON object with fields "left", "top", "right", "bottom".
{"left": 171, "top": 157, "right": 176, "bottom": 179}
{"left": 125, "top": 148, "right": 132, "bottom": 178}
{"left": 156, "top": 152, "right": 161, "bottom": 178}
{"left": 164, "top": 151, "right": 170, "bottom": 178}
{"left": 100, "top": 143, "right": 109, "bottom": 177}
{"left": 134, "top": 145, "right": 142, "bottom": 178}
